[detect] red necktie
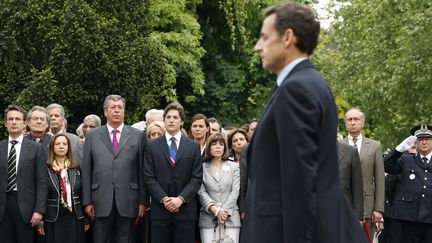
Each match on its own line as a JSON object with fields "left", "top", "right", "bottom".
{"left": 112, "top": 129, "right": 119, "bottom": 153}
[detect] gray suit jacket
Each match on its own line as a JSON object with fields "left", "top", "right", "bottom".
{"left": 337, "top": 142, "right": 364, "bottom": 220}
{"left": 341, "top": 136, "right": 385, "bottom": 218}
{"left": 198, "top": 161, "right": 241, "bottom": 228}
{"left": 82, "top": 125, "right": 147, "bottom": 218}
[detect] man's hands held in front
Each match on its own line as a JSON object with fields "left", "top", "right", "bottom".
{"left": 163, "top": 197, "right": 183, "bottom": 213}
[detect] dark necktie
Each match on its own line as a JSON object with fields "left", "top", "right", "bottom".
{"left": 169, "top": 137, "right": 177, "bottom": 168}
{"left": 352, "top": 138, "right": 358, "bottom": 148}
{"left": 7, "top": 140, "right": 18, "bottom": 192}
{"left": 422, "top": 157, "right": 428, "bottom": 165}
{"left": 112, "top": 129, "right": 119, "bottom": 153}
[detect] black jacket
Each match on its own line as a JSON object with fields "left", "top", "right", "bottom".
{"left": 45, "top": 167, "right": 85, "bottom": 222}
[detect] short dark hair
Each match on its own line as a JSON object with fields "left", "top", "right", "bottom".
{"left": 208, "top": 117, "right": 222, "bottom": 133}
{"left": 265, "top": 2, "right": 320, "bottom": 55}
{"left": 163, "top": 103, "right": 185, "bottom": 121}
{"left": 204, "top": 133, "right": 229, "bottom": 162}
{"left": 247, "top": 118, "right": 259, "bottom": 133}
{"left": 189, "top": 113, "right": 210, "bottom": 140}
{"left": 228, "top": 128, "right": 249, "bottom": 150}
{"left": 4, "top": 105, "right": 26, "bottom": 121}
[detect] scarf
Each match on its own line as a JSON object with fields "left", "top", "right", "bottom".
{"left": 52, "top": 159, "right": 73, "bottom": 212}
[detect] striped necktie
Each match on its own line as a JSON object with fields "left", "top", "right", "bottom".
{"left": 169, "top": 137, "right": 177, "bottom": 168}
{"left": 7, "top": 140, "right": 18, "bottom": 192}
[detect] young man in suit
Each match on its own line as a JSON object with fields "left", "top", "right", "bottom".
{"left": 82, "top": 94, "right": 147, "bottom": 243}
{"left": 342, "top": 108, "right": 385, "bottom": 236}
{"left": 143, "top": 102, "right": 203, "bottom": 243}
{"left": 241, "top": 2, "right": 368, "bottom": 243}
{"left": 0, "top": 105, "right": 48, "bottom": 243}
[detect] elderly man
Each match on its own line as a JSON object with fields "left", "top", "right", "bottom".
{"left": 384, "top": 124, "right": 432, "bottom": 243}
{"left": 25, "top": 106, "right": 52, "bottom": 147}
{"left": 341, "top": 108, "right": 385, "bottom": 237}
{"left": 132, "top": 109, "right": 164, "bottom": 131}
{"left": 46, "top": 103, "right": 79, "bottom": 151}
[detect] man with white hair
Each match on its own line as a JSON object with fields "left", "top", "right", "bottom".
{"left": 132, "top": 109, "right": 164, "bottom": 131}
{"left": 46, "top": 103, "right": 79, "bottom": 151}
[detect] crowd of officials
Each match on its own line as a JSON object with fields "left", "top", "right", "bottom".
{"left": 1, "top": 95, "right": 432, "bottom": 243}
{"left": 2, "top": 2, "right": 432, "bottom": 243}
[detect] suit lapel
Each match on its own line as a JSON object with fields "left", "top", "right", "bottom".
{"left": 48, "top": 169, "right": 60, "bottom": 196}
{"left": 100, "top": 126, "right": 115, "bottom": 154}
{"left": 175, "top": 136, "right": 187, "bottom": 163}
{"left": 116, "top": 126, "right": 131, "bottom": 155}
{"left": 205, "top": 163, "right": 219, "bottom": 182}
{"left": 359, "top": 138, "right": 369, "bottom": 162}
{"left": 337, "top": 143, "right": 346, "bottom": 165}
{"left": 157, "top": 136, "right": 172, "bottom": 167}
{"left": 17, "top": 139, "right": 30, "bottom": 174}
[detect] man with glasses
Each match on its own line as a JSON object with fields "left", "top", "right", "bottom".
{"left": 82, "top": 94, "right": 148, "bottom": 243}
{"left": 0, "top": 105, "right": 48, "bottom": 243}
{"left": 25, "top": 106, "right": 52, "bottom": 148}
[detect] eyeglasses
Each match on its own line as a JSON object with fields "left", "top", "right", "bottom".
{"left": 30, "top": 117, "right": 47, "bottom": 122}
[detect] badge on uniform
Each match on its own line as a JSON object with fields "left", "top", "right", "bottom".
{"left": 410, "top": 170, "right": 416, "bottom": 180}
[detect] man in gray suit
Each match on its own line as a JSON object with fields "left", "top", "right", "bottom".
{"left": 82, "top": 95, "right": 148, "bottom": 243}
{"left": 342, "top": 108, "right": 385, "bottom": 237}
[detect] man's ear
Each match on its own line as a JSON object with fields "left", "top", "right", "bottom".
{"left": 282, "top": 28, "right": 297, "bottom": 48}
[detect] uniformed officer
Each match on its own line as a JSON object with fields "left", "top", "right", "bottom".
{"left": 384, "top": 124, "right": 432, "bottom": 243}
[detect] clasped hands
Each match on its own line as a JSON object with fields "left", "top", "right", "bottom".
{"left": 210, "top": 205, "right": 229, "bottom": 225}
{"left": 163, "top": 197, "right": 183, "bottom": 213}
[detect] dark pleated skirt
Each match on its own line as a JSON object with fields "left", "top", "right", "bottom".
{"left": 45, "top": 206, "right": 85, "bottom": 243}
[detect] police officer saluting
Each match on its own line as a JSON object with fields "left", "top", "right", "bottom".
{"left": 385, "top": 124, "right": 432, "bottom": 243}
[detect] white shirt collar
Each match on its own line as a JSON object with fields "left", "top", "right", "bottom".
{"left": 276, "top": 57, "right": 309, "bottom": 86}
{"left": 165, "top": 132, "right": 182, "bottom": 146}
{"left": 107, "top": 123, "right": 124, "bottom": 134}
{"left": 8, "top": 134, "right": 24, "bottom": 144}
{"left": 420, "top": 152, "right": 432, "bottom": 162}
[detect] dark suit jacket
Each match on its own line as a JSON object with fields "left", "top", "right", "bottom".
{"left": 384, "top": 149, "right": 432, "bottom": 223}
{"left": 0, "top": 138, "right": 48, "bottom": 223}
{"left": 241, "top": 60, "right": 368, "bottom": 243}
{"left": 82, "top": 125, "right": 148, "bottom": 218}
{"left": 45, "top": 167, "right": 85, "bottom": 222}
{"left": 24, "top": 133, "right": 52, "bottom": 149}
{"left": 337, "top": 141, "right": 364, "bottom": 220}
{"left": 238, "top": 143, "right": 248, "bottom": 213}
{"left": 143, "top": 135, "right": 203, "bottom": 220}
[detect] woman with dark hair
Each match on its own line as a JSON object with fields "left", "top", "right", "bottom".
{"left": 228, "top": 129, "right": 249, "bottom": 163}
{"left": 36, "top": 134, "right": 88, "bottom": 243}
{"left": 190, "top": 113, "right": 210, "bottom": 156}
{"left": 198, "top": 133, "right": 240, "bottom": 243}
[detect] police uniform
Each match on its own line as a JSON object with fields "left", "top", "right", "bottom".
{"left": 384, "top": 124, "right": 432, "bottom": 243}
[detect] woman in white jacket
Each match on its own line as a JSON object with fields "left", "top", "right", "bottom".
{"left": 198, "top": 133, "right": 241, "bottom": 243}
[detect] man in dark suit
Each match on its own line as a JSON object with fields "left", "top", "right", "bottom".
{"left": 241, "top": 3, "right": 368, "bottom": 243}
{"left": 384, "top": 124, "right": 432, "bottom": 243}
{"left": 25, "top": 105, "right": 52, "bottom": 148}
{"left": 143, "top": 102, "right": 203, "bottom": 243}
{"left": 82, "top": 95, "right": 148, "bottom": 243}
{"left": 337, "top": 141, "right": 364, "bottom": 220}
{"left": 0, "top": 105, "right": 48, "bottom": 243}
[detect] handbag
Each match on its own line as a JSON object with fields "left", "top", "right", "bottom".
{"left": 211, "top": 223, "right": 235, "bottom": 243}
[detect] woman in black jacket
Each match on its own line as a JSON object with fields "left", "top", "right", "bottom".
{"left": 37, "top": 133, "right": 88, "bottom": 243}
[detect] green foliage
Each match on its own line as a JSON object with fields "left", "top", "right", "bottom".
{"left": 315, "top": 0, "right": 432, "bottom": 149}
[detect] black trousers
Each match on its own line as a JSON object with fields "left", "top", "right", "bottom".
{"left": 93, "top": 199, "right": 135, "bottom": 243}
{"left": 151, "top": 218, "right": 195, "bottom": 243}
{"left": 0, "top": 192, "right": 34, "bottom": 243}
{"left": 399, "top": 220, "right": 432, "bottom": 243}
